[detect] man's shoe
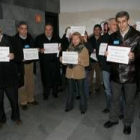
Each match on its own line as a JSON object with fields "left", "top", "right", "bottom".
{"left": 15, "top": 119, "right": 22, "bottom": 125}
{"left": 104, "top": 121, "right": 119, "bottom": 128}
{"left": 54, "top": 95, "right": 59, "bottom": 98}
{"left": 21, "top": 105, "right": 28, "bottom": 111}
{"left": 102, "top": 108, "right": 110, "bottom": 114}
{"left": 28, "top": 101, "right": 39, "bottom": 106}
{"left": 81, "top": 111, "right": 86, "bottom": 114}
{"left": 76, "top": 96, "right": 80, "bottom": 100}
{"left": 123, "top": 125, "right": 131, "bottom": 135}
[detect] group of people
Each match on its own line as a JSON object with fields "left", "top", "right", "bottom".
{"left": 0, "top": 11, "right": 140, "bottom": 135}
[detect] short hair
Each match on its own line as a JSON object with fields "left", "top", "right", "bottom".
{"left": 45, "top": 23, "right": 54, "bottom": 29}
{"left": 18, "top": 21, "right": 28, "bottom": 28}
{"left": 107, "top": 18, "right": 116, "bottom": 23}
{"left": 116, "top": 11, "right": 130, "bottom": 20}
{"left": 94, "top": 24, "right": 102, "bottom": 31}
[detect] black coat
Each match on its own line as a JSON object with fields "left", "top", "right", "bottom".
{"left": 12, "top": 33, "right": 35, "bottom": 88}
{"left": 0, "top": 34, "right": 18, "bottom": 88}
{"left": 60, "top": 34, "right": 71, "bottom": 74}
{"left": 98, "top": 33, "right": 111, "bottom": 72}
{"left": 109, "top": 26, "right": 140, "bottom": 84}
{"left": 89, "top": 35, "right": 101, "bottom": 63}
{"left": 35, "top": 34, "right": 61, "bottom": 87}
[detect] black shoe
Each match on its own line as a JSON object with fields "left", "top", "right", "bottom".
{"left": 119, "top": 115, "right": 124, "bottom": 120}
{"left": 123, "top": 125, "right": 131, "bottom": 135}
{"left": 81, "top": 111, "right": 86, "bottom": 114}
{"left": 28, "top": 101, "right": 39, "bottom": 106}
{"left": 21, "top": 105, "right": 28, "bottom": 111}
{"left": 102, "top": 108, "right": 110, "bottom": 114}
{"left": 104, "top": 121, "right": 119, "bottom": 128}
{"left": 76, "top": 96, "right": 80, "bottom": 100}
{"left": 54, "top": 95, "right": 59, "bottom": 98}
{"left": 65, "top": 109, "right": 70, "bottom": 112}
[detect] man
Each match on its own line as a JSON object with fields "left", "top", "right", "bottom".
{"left": 35, "top": 24, "right": 61, "bottom": 100}
{"left": 0, "top": 28, "right": 22, "bottom": 129}
{"left": 104, "top": 11, "right": 140, "bottom": 135}
{"left": 98, "top": 18, "right": 124, "bottom": 117}
{"left": 12, "top": 21, "right": 38, "bottom": 111}
{"left": 89, "top": 24, "right": 102, "bottom": 93}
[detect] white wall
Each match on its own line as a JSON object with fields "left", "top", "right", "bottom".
{"left": 59, "top": 0, "right": 140, "bottom": 37}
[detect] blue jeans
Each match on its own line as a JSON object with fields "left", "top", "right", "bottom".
{"left": 102, "top": 71, "right": 112, "bottom": 109}
{"left": 84, "top": 71, "right": 90, "bottom": 98}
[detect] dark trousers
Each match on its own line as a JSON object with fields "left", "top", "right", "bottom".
{"left": 66, "top": 79, "right": 87, "bottom": 112}
{"left": 110, "top": 81, "right": 136, "bottom": 126}
{"left": 0, "top": 86, "right": 20, "bottom": 123}
{"left": 44, "top": 86, "right": 58, "bottom": 98}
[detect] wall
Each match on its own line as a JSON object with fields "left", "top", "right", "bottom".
{"left": 0, "top": 0, "right": 60, "bottom": 111}
{"left": 59, "top": 0, "right": 140, "bottom": 37}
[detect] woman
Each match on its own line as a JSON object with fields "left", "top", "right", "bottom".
{"left": 61, "top": 32, "right": 89, "bottom": 114}
{"left": 0, "top": 29, "right": 22, "bottom": 129}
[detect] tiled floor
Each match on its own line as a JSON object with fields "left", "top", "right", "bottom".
{"left": 0, "top": 89, "right": 140, "bottom": 140}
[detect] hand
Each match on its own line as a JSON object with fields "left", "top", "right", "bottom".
{"left": 58, "top": 46, "right": 62, "bottom": 52}
{"left": 128, "top": 52, "right": 135, "bottom": 60}
{"left": 8, "top": 53, "right": 14, "bottom": 60}
{"left": 59, "top": 57, "right": 62, "bottom": 63}
{"left": 105, "top": 51, "right": 108, "bottom": 57}
{"left": 40, "top": 48, "right": 45, "bottom": 53}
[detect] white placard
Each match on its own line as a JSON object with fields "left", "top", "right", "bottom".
{"left": 99, "top": 43, "right": 108, "bottom": 56}
{"left": 107, "top": 45, "right": 131, "bottom": 64}
{"left": 23, "top": 48, "right": 39, "bottom": 60}
{"left": 44, "top": 43, "right": 59, "bottom": 54}
{"left": 0, "top": 47, "right": 9, "bottom": 62}
{"left": 62, "top": 52, "right": 78, "bottom": 64}
{"left": 136, "top": 21, "right": 140, "bottom": 31}
{"left": 70, "top": 26, "right": 86, "bottom": 36}
{"left": 90, "top": 53, "right": 98, "bottom": 61}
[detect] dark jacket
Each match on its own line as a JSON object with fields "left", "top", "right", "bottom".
{"left": 109, "top": 26, "right": 140, "bottom": 84}
{"left": 35, "top": 33, "right": 61, "bottom": 86}
{"left": 60, "top": 34, "right": 71, "bottom": 74}
{"left": 12, "top": 33, "right": 35, "bottom": 87}
{"left": 98, "top": 33, "right": 111, "bottom": 72}
{"left": 89, "top": 35, "right": 101, "bottom": 63}
{"left": 84, "top": 41, "right": 93, "bottom": 71}
{"left": 0, "top": 34, "right": 18, "bottom": 88}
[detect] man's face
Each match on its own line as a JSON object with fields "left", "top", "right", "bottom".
{"left": 45, "top": 25, "right": 53, "bottom": 37}
{"left": 94, "top": 27, "right": 102, "bottom": 36}
{"left": 18, "top": 25, "right": 28, "bottom": 37}
{"left": 116, "top": 16, "right": 129, "bottom": 32}
{"left": 109, "top": 19, "right": 118, "bottom": 33}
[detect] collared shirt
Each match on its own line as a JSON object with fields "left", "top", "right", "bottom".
{"left": 19, "top": 34, "right": 27, "bottom": 40}
{"left": 120, "top": 26, "right": 130, "bottom": 38}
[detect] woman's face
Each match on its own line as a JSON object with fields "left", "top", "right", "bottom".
{"left": 72, "top": 35, "right": 81, "bottom": 46}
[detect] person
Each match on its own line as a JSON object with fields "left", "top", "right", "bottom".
{"left": 104, "top": 11, "right": 140, "bottom": 135}
{"left": 12, "top": 21, "right": 38, "bottom": 111}
{"left": 83, "top": 32, "right": 93, "bottom": 99}
{"left": 89, "top": 24, "right": 102, "bottom": 93}
{"left": 35, "top": 24, "right": 61, "bottom": 100}
{"left": 61, "top": 32, "right": 89, "bottom": 114}
{"left": 61, "top": 27, "right": 71, "bottom": 90}
{"left": 0, "top": 28, "right": 22, "bottom": 129}
{"left": 98, "top": 18, "right": 124, "bottom": 118}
